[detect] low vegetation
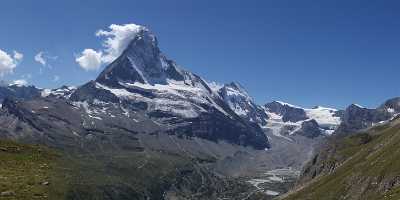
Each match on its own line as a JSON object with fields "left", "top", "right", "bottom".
{"left": 283, "top": 121, "right": 400, "bottom": 200}
{"left": 0, "top": 140, "right": 60, "bottom": 200}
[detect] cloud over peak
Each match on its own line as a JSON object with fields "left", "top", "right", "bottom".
{"left": 76, "top": 23, "right": 147, "bottom": 71}
{"left": 96, "top": 23, "right": 146, "bottom": 63}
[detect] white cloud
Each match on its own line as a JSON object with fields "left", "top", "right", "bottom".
{"left": 11, "top": 79, "right": 28, "bottom": 86}
{"left": 75, "top": 49, "right": 103, "bottom": 71}
{"left": 34, "top": 51, "right": 57, "bottom": 68}
{"left": 53, "top": 75, "right": 60, "bottom": 82}
{"left": 96, "top": 23, "right": 145, "bottom": 63}
{"left": 0, "top": 49, "right": 23, "bottom": 76}
{"left": 13, "top": 51, "right": 23, "bottom": 61}
{"left": 76, "top": 23, "right": 147, "bottom": 70}
{"left": 34, "top": 51, "right": 46, "bottom": 66}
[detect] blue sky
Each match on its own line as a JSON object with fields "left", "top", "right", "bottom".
{"left": 0, "top": 0, "right": 399, "bottom": 108}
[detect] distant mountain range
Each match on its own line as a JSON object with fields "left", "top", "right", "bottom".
{"left": 214, "top": 81, "right": 400, "bottom": 141}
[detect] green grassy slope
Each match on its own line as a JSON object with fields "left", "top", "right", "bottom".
{"left": 0, "top": 140, "right": 62, "bottom": 200}
{"left": 283, "top": 120, "right": 400, "bottom": 200}
{"left": 0, "top": 139, "right": 265, "bottom": 200}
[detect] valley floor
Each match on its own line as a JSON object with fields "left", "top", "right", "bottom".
{"left": 246, "top": 168, "right": 300, "bottom": 199}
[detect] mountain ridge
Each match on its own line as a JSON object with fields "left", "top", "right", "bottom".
{"left": 70, "top": 25, "right": 270, "bottom": 150}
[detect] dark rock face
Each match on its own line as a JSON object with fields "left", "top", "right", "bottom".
{"left": 172, "top": 110, "right": 268, "bottom": 149}
{"left": 70, "top": 81, "right": 120, "bottom": 103}
{"left": 296, "top": 120, "right": 322, "bottom": 138}
{"left": 336, "top": 104, "right": 391, "bottom": 134}
{"left": 334, "top": 97, "right": 400, "bottom": 135}
{"left": 0, "top": 96, "right": 161, "bottom": 151}
{"left": 0, "top": 85, "right": 41, "bottom": 102}
{"left": 264, "top": 101, "right": 308, "bottom": 122}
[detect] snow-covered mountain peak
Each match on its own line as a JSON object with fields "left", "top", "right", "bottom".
{"left": 217, "top": 82, "right": 268, "bottom": 125}
{"left": 95, "top": 23, "right": 191, "bottom": 88}
{"left": 76, "top": 25, "right": 236, "bottom": 121}
{"left": 221, "top": 82, "right": 252, "bottom": 101}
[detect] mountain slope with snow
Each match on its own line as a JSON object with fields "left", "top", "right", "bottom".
{"left": 70, "top": 24, "right": 269, "bottom": 150}
{"left": 261, "top": 101, "right": 342, "bottom": 139}
{"left": 218, "top": 82, "right": 268, "bottom": 126}
{"left": 216, "top": 83, "right": 344, "bottom": 140}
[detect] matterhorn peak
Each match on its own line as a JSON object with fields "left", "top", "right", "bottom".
{"left": 95, "top": 23, "right": 189, "bottom": 87}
